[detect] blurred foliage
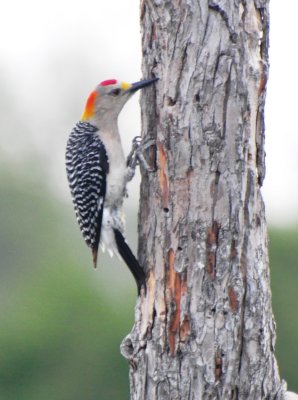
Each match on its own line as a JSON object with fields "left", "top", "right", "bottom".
{"left": 0, "top": 163, "right": 136, "bottom": 400}
{"left": 269, "top": 229, "right": 298, "bottom": 392}
{"left": 0, "top": 163, "right": 297, "bottom": 398}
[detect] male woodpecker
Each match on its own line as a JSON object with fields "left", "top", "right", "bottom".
{"left": 65, "top": 77, "right": 158, "bottom": 294}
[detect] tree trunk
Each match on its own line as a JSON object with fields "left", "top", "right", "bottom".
{"left": 121, "top": 0, "right": 286, "bottom": 398}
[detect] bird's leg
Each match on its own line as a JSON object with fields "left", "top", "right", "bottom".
{"left": 126, "top": 136, "right": 155, "bottom": 182}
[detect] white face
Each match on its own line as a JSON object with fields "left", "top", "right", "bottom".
{"left": 81, "top": 78, "right": 158, "bottom": 123}
{"left": 94, "top": 80, "right": 133, "bottom": 117}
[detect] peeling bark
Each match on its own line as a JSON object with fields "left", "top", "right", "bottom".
{"left": 121, "top": 0, "right": 287, "bottom": 398}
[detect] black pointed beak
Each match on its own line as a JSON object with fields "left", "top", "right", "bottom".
{"left": 129, "top": 77, "right": 159, "bottom": 93}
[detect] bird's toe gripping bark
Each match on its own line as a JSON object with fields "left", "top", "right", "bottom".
{"left": 126, "top": 136, "right": 156, "bottom": 182}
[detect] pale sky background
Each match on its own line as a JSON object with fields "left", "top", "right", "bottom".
{"left": 0, "top": 0, "right": 297, "bottom": 226}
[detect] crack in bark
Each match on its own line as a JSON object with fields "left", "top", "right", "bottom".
{"left": 187, "top": 126, "right": 194, "bottom": 170}
{"left": 243, "top": 169, "right": 254, "bottom": 226}
{"left": 173, "top": 43, "right": 189, "bottom": 105}
{"left": 212, "top": 51, "right": 226, "bottom": 84}
{"left": 208, "top": 0, "right": 238, "bottom": 43}
{"left": 157, "top": 140, "right": 170, "bottom": 211}
{"left": 206, "top": 220, "right": 221, "bottom": 280}
{"left": 237, "top": 232, "right": 248, "bottom": 384}
{"left": 215, "top": 350, "right": 223, "bottom": 381}
{"left": 167, "top": 248, "right": 180, "bottom": 356}
{"left": 210, "top": 169, "right": 221, "bottom": 219}
{"left": 256, "top": 106, "right": 266, "bottom": 186}
{"left": 228, "top": 286, "right": 239, "bottom": 312}
{"left": 202, "top": 13, "right": 210, "bottom": 45}
{"left": 222, "top": 60, "right": 233, "bottom": 139}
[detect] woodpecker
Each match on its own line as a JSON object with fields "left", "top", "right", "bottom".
{"left": 65, "top": 77, "right": 158, "bottom": 294}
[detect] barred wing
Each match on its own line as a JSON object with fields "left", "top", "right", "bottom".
{"left": 65, "top": 122, "right": 109, "bottom": 266}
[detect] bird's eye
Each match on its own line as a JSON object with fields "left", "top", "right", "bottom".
{"left": 111, "top": 88, "right": 121, "bottom": 96}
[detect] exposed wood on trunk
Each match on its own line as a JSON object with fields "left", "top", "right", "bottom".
{"left": 121, "top": 0, "right": 287, "bottom": 398}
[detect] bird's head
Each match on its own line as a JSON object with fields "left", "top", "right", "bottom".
{"left": 81, "top": 78, "right": 158, "bottom": 122}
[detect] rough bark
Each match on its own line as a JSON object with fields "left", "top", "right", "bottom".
{"left": 121, "top": 0, "right": 286, "bottom": 398}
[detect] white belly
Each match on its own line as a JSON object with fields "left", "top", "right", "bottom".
{"left": 97, "top": 128, "right": 127, "bottom": 207}
{"left": 100, "top": 207, "right": 124, "bottom": 257}
{"left": 106, "top": 163, "right": 127, "bottom": 206}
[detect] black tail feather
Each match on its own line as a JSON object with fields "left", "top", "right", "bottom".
{"left": 113, "top": 228, "right": 146, "bottom": 294}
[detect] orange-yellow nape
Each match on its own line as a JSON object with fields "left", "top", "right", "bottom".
{"left": 81, "top": 90, "right": 98, "bottom": 121}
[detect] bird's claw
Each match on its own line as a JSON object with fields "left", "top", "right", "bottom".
{"left": 126, "top": 136, "right": 156, "bottom": 181}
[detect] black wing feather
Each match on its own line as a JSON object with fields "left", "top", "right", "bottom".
{"left": 65, "top": 122, "right": 109, "bottom": 265}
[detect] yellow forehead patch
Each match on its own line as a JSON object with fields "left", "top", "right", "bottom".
{"left": 121, "top": 82, "right": 132, "bottom": 91}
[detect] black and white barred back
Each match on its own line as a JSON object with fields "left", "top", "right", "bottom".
{"left": 65, "top": 121, "right": 109, "bottom": 253}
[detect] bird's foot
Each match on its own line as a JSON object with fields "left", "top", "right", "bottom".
{"left": 126, "top": 136, "right": 155, "bottom": 182}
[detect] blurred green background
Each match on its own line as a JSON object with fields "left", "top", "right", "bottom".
{"left": 0, "top": 162, "right": 297, "bottom": 399}
{"left": 0, "top": 163, "right": 137, "bottom": 399}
